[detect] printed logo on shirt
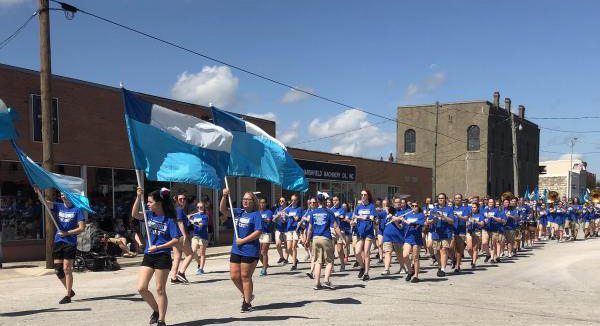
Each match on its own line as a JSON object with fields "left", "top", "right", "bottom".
{"left": 358, "top": 209, "right": 371, "bottom": 216}
{"left": 148, "top": 220, "right": 168, "bottom": 235}
{"left": 312, "top": 213, "right": 328, "bottom": 225}
{"left": 238, "top": 217, "right": 251, "bottom": 228}
{"left": 58, "top": 210, "right": 76, "bottom": 223}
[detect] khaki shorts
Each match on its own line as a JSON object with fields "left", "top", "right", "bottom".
{"left": 259, "top": 233, "right": 272, "bottom": 244}
{"left": 584, "top": 221, "right": 590, "bottom": 229}
{"left": 467, "top": 231, "right": 481, "bottom": 244}
{"left": 337, "top": 234, "right": 350, "bottom": 245}
{"left": 191, "top": 236, "right": 208, "bottom": 249}
{"left": 285, "top": 231, "right": 299, "bottom": 242}
{"left": 312, "top": 236, "right": 334, "bottom": 265}
{"left": 491, "top": 232, "right": 505, "bottom": 243}
{"left": 433, "top": 239, "right": 451, "bottom": 251}
{"left": 565, "top": 220, "right": 571, "bottom": 228}
{"left": 504, "top": 230, "right": 515, "bottom": 243}
{"left": 454, "top": 234, "right": 466, "bottom": 251}
{"left": 275, "top": 230, "right": 286, "bottom": 242}
{"left": 383, "top": 242, "right": 402, "bottom": 255}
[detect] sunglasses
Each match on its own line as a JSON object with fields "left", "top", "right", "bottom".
{"left": 361, "top": 193, "right": 368, "bottom": 196}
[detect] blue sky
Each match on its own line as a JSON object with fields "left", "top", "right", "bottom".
{"left": 1, "top": 0, "right": 600, "bottom": 171}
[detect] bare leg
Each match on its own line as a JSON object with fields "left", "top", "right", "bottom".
{"left": 229, "top": 262, "right": 243, "bottom": 294}
{"left": 240, "top": 261, "right": 258, "bottom": 304}
{"left": 154, "top": 268, "right": 170, "bottom": 322}
{"left": 137, "top": 266, "right": 158, "bottom": 312}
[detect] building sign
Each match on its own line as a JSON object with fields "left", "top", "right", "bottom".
{"left": 296, "top": 159, "right": 356, "bottom": 182}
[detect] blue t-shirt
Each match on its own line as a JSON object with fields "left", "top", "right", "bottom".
{"left": 504, "top": 208, "right": 519, "bottom": 230}
{"left": 403, "top": 212, "right": 425, "bottom": 245}
{"left": 483, "top": 207, "right": 504, "bottom": 232}
{"left": 285, "top": 206, "right": 303, "bottom": 232}
{"left": 260, "top": 209, "right": 273, "bottom": 233}
{"left": 383, "top": 209, "right": 407, "bottom": 243}
{"left": 468, "top": 213, "right": 484, "bottom": 232}
{"left": 538, "top": 208, "right": 548, "bottom": 225}
{"left": 552, "top": 208, "right": 565, "bottom": 225}
{"left": 274, "top": 206, "right": 288, "bottom": 232}
{"left": 331, "top": 206, "right": 350, "bottom": 234}
{"left": 308, "top": 207, "right": 336, "bottom": 239}
{"left": 191, "top": 213, "right": 209, "bottom": 240}
{"left": 53, "top": 202, "right": 85, "bottom": 245}
{"left": 176, "top": 207, "right": 189, "bottom": 229}
{"left": 452, "top": 205, "right": 470, "bottom": 235}
{"left": 430, "top": 206, "right": 453, "bottom": 240}
{"left": 231, "top": 208, "right": 263, "bottom": 258}
{"left": 377, "top": 210, "right": 388, "bottom": 234}
{"left": 354, "top": 203, "right": 376, "bottom": 238}
{"left": 144, "top": 211, "right": 182, "bottom": 255}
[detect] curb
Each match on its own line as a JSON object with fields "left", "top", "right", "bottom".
{"left": 116, "top": 249, "right": 231, "bottom": 268}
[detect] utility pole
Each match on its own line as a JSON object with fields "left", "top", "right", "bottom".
{"left": 509, "top": 98, "right": 519, "bottom": 196}
{"left": 568, "top": 137, "right": 578, "bottom": 199}
{"left": 432, "top": 101, "right": 439, "bottom": 198}
{"left": 39, "top": 0, "right": 55, "bottom": 269}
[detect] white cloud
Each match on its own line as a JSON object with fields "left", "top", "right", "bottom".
{"left": 280, "top": 87, "right": 314, "bottom": 104}
{"left": 278, "top": 121, "right": 300, "bottom": 145}
{"left": 0, "top": 0, "right": 30, "bottom": 8}
{"left": 308, "top": 109, "right": 394, "bottom": 156}
{"left": 170, "top": 66, "right": 238, "bottom": 108}
{"left": 247, "top": 111, "right": 278, "bottom": 122}
{"left": 559, "top": 153, "right": 583, "bottom": 160}
{"left": 404, "top": 71, "right": 447, "bottom": 100}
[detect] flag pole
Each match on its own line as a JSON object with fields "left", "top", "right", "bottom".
{"left": 135, "top": 170, "right": 153, "bottom": 245}
{"left": 223, "top": 177, "right": 239, "bottom": 239}
{"left": 35, "top": 190, "right": 60, "bottom": 230}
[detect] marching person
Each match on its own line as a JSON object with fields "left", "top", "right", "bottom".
{"left": 381, "top": 197, "right": 406, "bottom": 275}
{"left": 466, "top": 202, "right": 484, "bottom": 269}
{"left": 428, "top": 193, "right": 454, "bottom": 277}
{"left": 220, "top": 188, "right": 263, "bottom": 313}
{"left": 485, "top": 198, "right": 506, "bottom": 263}
{"left": 171, "top": 193, "right": 194, "bottom": 284}
{"left": 273, "top": 197, "right": 289, "bottom": 264}
{"left": 258, "top": 198, "right": 273, "bottom": 276}
{"left": 451, "top": 194, "right": 470, "bottom": 273}
{"left": 537, "top": 202, "right": 549, "bottom": 241}
{"left": 133, "top": 187, "right": 181, "bottom": 326}
{"left": 285, "top": 194, "right": 303, "bottom": 271}
{"left": 353, "top": 189, "right": 376, "bottom": 281}
{"left": 189, "top": 202, "right": 209, "bottom": 275}
{"left": 330, "top": 196, "right": 349, "bottom": 271}
{"left": 305, "top": 194, "right": 345, "bottom": 289}
{"left": 402, "top": 201, "right": 426, "bottom": 283}
{"left": 35, "top": 187, "right": 85, "bottom": 305}
{"left": 504, "top": 198, "right": 520, "bottom": 258}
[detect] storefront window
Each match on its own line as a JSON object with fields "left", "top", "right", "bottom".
{"left": 113, "top": 169, "right": 137, "bottom": 226}
{"left": 87, "top": 167, "right": 113, "bottom": 230}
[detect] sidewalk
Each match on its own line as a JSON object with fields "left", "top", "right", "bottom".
{"left": 0, "top": 245, "right": 232, "bottom": 279}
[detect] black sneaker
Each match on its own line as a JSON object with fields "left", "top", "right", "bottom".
{"left": 405, "top": 271, "right": 414, "bottom": 282}
{"left": 241, "top": 302, "right": 253, "bottom": 313}
{"left": 291, "top": 264, "right": 297, "bottom": 271}
{"left": 353, "top": 261, "right": 359, "bottom": 268}
{"left": 451, "top": 261, "right": 456, "bottom": 269}
{"left": 322, "top": 281, "right": 334, "bottom": 289}
{"left": 437, "top": 269, "right": 446, "bottom": 277}
{"left": 494, "top": 257, "right": 500, "bottom": 263}
{"left": 149, "top": 311, "right": 159, "bottom": 325}
{"left": 69, "top": 290, "right": 75, "bottom": 298}
{"left": 313, "top": 283, "right": 323, "bottom": 290}
{"left": 471, "top": 263, "right": 476, "bottom": 269}
{"left": 277, "top": 258, "right": 285, "bottom": 264}
{"left": 58, "top": 296, "right": 71, "bottom": 304}
{"left": 156, "top": 321, "right": 166, "bottom": 326}
{"left": 484, "top": 255, "right": 491, "bottom": 263}
{"left": 306, "top": 272, "right": 314, "bottom": 279}
{"left": 410, "top": 277, "right": 420, "bottom": 283}
{"left": 170, "top": 278, "right": 181, "bottom": 285}
{"left": 176, "top": 272, "right": 189, "bottom": 284}
{"left": 358, "top": 268, "right": 365, "bottom": 278}
{"left": 362, "top": 274, "right": 370, "bottom": 281}
{"left": 454, "top": 268, "right": 460, "bottom": 274}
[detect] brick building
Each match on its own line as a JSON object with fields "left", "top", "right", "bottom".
{"left": 396, "top": 92, "right": 540, "bottom": 198}
{"left": 539, "top": 159, "right": 597, "bottom": 198}
{"left": 0, "top": 63, "right": 431, "bottom": 262}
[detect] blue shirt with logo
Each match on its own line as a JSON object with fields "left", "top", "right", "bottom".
{"left": 483, "top": 207, "right": 504, "bottom": 232}
{"left": 144, "top": 211, "right": 182, "bottom": 255}
{"left": 176, "top": 207, "right": 189, "bottom": 228}
{"left": 53, "top": 202, "right": 85, "bottom": 246}
{"left": 452, "top": 205, "right": 470, "bottom": 235}
{"left": 273, "top": 206, "right": 287, "bottom": 232}
{"left": 308, "top": 207, "right": 337, "bottom": 239}
{"left": 285, "top": 206, "right": 303, "bottom": 232}
{"left": 331, "top": 206, "right": 350, "bottom": 234}
{"left": 354, "top": 203, "right": 376, "bottom": 239}
{"left": 403, "top": 212, "right": 425, "bottom": 246}
{"left": 260, "top": 209, "right": 273, "bottom": 233}
{"left": 191, "top": 213, "right": 209, "bottom": 240}
{"left": 430, "top": 206, "right": 453, "bottom": 240}
{"left": 231, "top": 208, "right": 263, "bottom": 258}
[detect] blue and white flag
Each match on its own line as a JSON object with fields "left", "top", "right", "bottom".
{"left": 211, "top": 107, "right": 308, "bottom": 192}
{"left": 0, "top": 103, "right": 18, "bottom": 140}
{"left": 11, "top": 141, "right": 94, "bottom": 213}
{"left": 533, "top": 186, "right": 539, "bottom": 201}
{"left": 122, "top": 89, "right": 232, "bottom": 189}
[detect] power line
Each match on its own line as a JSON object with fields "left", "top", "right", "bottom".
{"left": 530, "top": 116, "right": 600, "bottom": 120}
{"left": 540, "top": 126, "right": 600, "bottom": 134}
{"left": 0, "top": 11, "right": 39, "bottom": 51}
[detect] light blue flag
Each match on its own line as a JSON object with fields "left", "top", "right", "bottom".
{"left": 11, "top": 140, "right": 94, "bottom": 213}
{"left": 122, "top": 89, "right": 233, "bottom": 189}
{"left": 533, "top": 186, "right": 539, "bottom": 201}
{"left": 523, "top": 186, "right": 529, "bottom": 200}
{"left": 0, "top": 105, "right": 18, "bottom": 140}
{"left": 211, "top": 106, "right": 308, "bottom": 192}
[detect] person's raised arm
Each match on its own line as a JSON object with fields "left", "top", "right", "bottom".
{"left": 220, "top": 188, "right": 230, "bottom": 217}
{"left": 131, "top": 187, "right": 144, "bottom": 220}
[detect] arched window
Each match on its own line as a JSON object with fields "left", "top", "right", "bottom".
{"left": 404, "top": 129, "right": 416, "bottom": 153}
{"left": 467, "top": 125, "right": 480, "bottom": 151}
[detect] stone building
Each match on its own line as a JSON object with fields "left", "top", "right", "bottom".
{"left": 396, "top": 92, "right": 540, "bottom": 198}
{"left": 539, "top": 158, "right": 597, "bottom": 198}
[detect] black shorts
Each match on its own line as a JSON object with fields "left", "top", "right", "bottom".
{"left": 141, "top": 253, "right": 172, "bottom": 270}
{"left": 53, "top": 242, "right": 76, "bottom": 260}
{"left": 229, "top": 253, "right": 259, "bottom": 264}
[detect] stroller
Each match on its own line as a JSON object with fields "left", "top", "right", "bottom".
{"left": 73, "top": 223, "right": 120, "bottom": 272}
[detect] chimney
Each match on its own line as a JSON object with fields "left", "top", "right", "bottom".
{"left": 504, "top": 97, "right": 511, "bottom": 113}
{"left": 518, "top": 105, "right": 525, "bottom": 119}
{"left": 493, "top": 91, "right": 500, "bottom": 108}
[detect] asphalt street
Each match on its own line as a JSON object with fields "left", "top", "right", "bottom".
{"left": 1, "top": 237, "right": 599, "bottom": 325}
